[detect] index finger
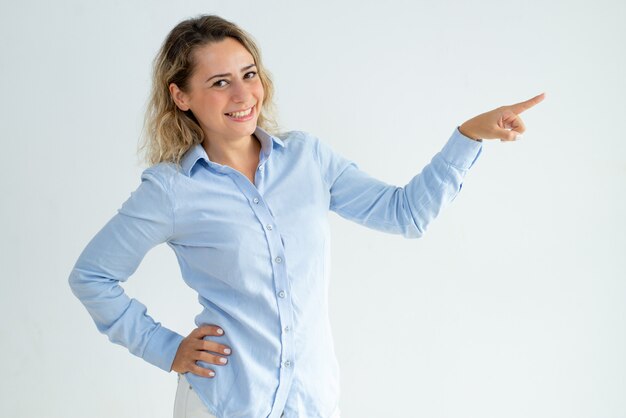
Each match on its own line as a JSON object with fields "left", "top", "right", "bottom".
{"left": 509, "top": 92, "right": 546, "bottom": 114}
{"left": 192, "top": 324, "right": 225, "bottom": 338}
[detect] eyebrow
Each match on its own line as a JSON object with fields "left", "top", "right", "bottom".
{"left": 205, "top": 64, "right": 257, "bottom": 83}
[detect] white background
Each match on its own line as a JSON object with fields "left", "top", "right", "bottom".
{"left": 1, "top": 0, "right": 625, "bottom": 417}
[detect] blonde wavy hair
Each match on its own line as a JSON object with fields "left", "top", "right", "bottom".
{"left": 139, "top": 14, "right": 280, "bottom": 167}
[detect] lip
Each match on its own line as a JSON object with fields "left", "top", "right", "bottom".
{"left": 224, "top": 106, "right": 256, "bottom": 122}
{"left": 224, "top": 105, "right": 254, "bottom": 115}
{"left": 224, "top": 105, "right": 255, "bottom": 122}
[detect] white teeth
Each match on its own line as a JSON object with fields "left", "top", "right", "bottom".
{"left": 227, "top": 107, "right": 253, "bottom": 118}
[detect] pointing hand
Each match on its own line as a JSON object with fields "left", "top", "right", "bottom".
{"left": 458, "top": 92, "right": 546, "bottom": 142}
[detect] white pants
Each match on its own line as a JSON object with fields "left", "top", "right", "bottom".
{"left": 173, "top": 372, "right": 341, "bottom": 418}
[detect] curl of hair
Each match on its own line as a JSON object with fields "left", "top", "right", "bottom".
{"left": 139, "top": 14, "right": 280, "bottom": 167}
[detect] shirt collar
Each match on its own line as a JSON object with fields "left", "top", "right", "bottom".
{"left": 179, "top": 126, "right": 284, "bottom": 177}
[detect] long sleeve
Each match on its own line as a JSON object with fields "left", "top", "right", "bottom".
{"left": 314, "top": 127, "right": 483, "bottom": 238}
{"left": 68, "top": 167, "right": 184, "bottom": 372}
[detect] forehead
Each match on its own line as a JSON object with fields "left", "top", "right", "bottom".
{"left": 191, "top": 37, "right": 255, "bottom": 74}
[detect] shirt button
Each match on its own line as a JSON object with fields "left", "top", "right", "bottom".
{"left": 266, "top": 224, "right": 273, "bottom": 231}
{"left": 283, "top": 360, "right": 292, "bottom": 368}
{"left": 284, "top": 325, "right": 291, "bottom": 332}
{"left": 275, "top": 256, "right": 282, "bottom": 263}
{"left": 278, "top": 290, "right": 286, "bottom": 298}
{"left": 259, "top": 165, "right": 264, "bottom": 171}
{"left": 253, "top": 197, "right": 259, "bottom": 204}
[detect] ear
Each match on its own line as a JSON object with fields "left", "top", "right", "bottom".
{"left": 169, "top": 83, "right": 191, "bottom": 111}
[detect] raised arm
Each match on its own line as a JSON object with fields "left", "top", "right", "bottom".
{"left": 315, "top": 92, "right": 545, "bottom": 238}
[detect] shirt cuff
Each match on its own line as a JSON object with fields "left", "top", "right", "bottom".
{"left": 142, "top": 325, "right": 185, "bottom": 372}
{"left": 438, "top": 127, "right": 484, "bottom": 170}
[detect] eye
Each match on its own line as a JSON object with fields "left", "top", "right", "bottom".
{"left": 244, "top": 71, "right": 257, "bottom": 79}
{"left": 212, "top": 79, "right": 228, "bottom": 88}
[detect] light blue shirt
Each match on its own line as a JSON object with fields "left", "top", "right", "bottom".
{"left": 68, "top": 125, "right": 482, "bottom": 418}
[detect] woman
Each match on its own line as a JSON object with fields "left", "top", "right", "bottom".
{"left": 68, "top": 14, "right": 544, "bottom": 418}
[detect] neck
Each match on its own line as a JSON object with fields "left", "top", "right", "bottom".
{"left": 202, "top": 133, "right": 261, "bottom": 167}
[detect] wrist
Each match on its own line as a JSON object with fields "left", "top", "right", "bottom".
{"left": 458, "top": 124, "right": 482, "bottom": 142}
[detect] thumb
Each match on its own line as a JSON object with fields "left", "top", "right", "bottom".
{"left": 495, "top": 128, "right": 523, "bottom": 142}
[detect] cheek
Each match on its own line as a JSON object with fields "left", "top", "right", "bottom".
{"left": 199, "top": 94, "right": 225, "bottom": 116}
{"left": 254, "top": 80, "right": 265, "bottom": 102}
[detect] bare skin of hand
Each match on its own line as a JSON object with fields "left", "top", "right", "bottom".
{"left": 459, "top": 92, "right": 546, "bottom": 142}
{"left": 170, "top": 324, "right": 232, "bottom": 378}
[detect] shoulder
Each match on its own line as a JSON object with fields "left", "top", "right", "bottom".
{"left": 274, "top": 130, "right": 324, "bottom": 160}
{"left": 140, "top": 162, "right": 181, "bottom": 193}
{"left": 274, "top": 130, "right": 349, "bottom": 167}
{"left": 276, "top": 129, "right": 319, "bottom": 146}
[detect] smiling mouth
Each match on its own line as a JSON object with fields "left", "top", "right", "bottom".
{"left": 224, "top": 106, "right": 254, "bottom": 118}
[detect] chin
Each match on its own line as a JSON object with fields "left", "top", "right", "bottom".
{"left": 225, "top": 123, "right": 257, "bottom": 140}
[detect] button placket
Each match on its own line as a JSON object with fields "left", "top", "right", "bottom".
{"left": 225, "top": 154, "right": 295, "bottom": 416}
{"left": 247, "top": 190, "right": 295, "bottom": 416}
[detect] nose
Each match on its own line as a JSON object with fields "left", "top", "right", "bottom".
{"left": 230, "top": 79, "right": 251, "bottom": 104}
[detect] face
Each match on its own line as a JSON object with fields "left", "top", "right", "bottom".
{"left": 169, "top": 37, "right": 264, "bottom": 144}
